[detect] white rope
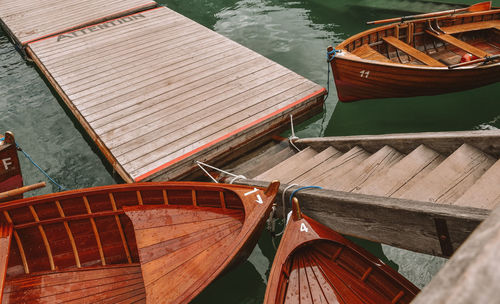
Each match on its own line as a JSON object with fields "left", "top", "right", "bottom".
{"left": 289, "top": 114, "right": 301, "bottom": 152}
{"left": 196, "top": 161, "right": 246, "bottom": 184}
{"left": 275, "top": 183, "right": 297, "bottom": 237}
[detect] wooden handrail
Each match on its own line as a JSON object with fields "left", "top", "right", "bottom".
{"left": 0, "top": 182, "right": 46, "bottom": 200}
{"left": 367, "top": 1, "right": 492, "bottom": 25}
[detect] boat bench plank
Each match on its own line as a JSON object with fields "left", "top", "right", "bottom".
{"left": 2, "top": 265, "right": 146, "bottom": 303}
{"left": 0, "top": 224, "right": 13, "bottom": 300}
{"left": 382, "top": 36, "right": 446, "bottom": 67}
{"left": 426, "top": 31, "right": 491, "bottom": 58}
{"left": 441, "top": 20, "right": 500, "bottom": 34}
{"left": 351, "top": 44, "right": 392, "bottom": 62}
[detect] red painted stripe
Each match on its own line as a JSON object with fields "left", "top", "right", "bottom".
{"left": 135, "top": 88, "right": 327, "bottom": 182}
{"left": 24, "top": 3, "right": 159, "bottom": 45}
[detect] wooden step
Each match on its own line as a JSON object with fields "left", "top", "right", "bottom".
{"left": 293, "top": 147, "right": 347, "bottom": 185}
{"left": 454, "top": 158, "right": 500, "bottom": 209}
{"left": 309, "top": 146, "right": 370, "bottom": 188}
{"left": 356, "top": 145, "right": 444, "bottom": 197}
{"left": 254, "top": 147, "right": 317, "bottom": 181}
{"left": 223, "top": 140, "right": 294, "bottom": 179}
{"left": 396, "top": 144, "right": 496, "bottom": 204}
{"left": 382, "top": 36, "right": 446, "bottom": 67}
{"left": 281, "top": 147, "right": 342, "bottom": 184}
{"left": 329, "top": 145, "right": 404, "bottom": 192}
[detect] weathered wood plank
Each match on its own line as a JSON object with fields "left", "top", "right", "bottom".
{"left": 236, "top": 180, "right": 488, "bottom": 257}
{"left": 411, "top": 202, "right": 500, "bottom": 304}
{"left": 329, "top": 145, "right": 403, "bottom": 192}
{"left": 295, "top": 130, "right": 500, "bottom": 158}
{"left": 280, "top": 147, "right": 342, "bottom": 184}
{"left": 397, "top": 144, "right": 495, "bottom": 204}
{"left": 0, "top": 0, "right": 157, "bottom": 46}
{"left": 127, "top": 82, "right": 318, "bottom": 177}
{"left": 146, "top": 92, "right": 324, "bottom": 182}
{"left": 104, "top": 58, "right": 286, "bottom": 153}
{"left": 310, "top": 146, "right": 370, "bottom": 186}
{"left": 24, "top": 5, "right": 325, "bottom": 183}
{"left": 356, "top": 145, "right": 444, "bottom": 197}
{"left": 454, "top": 159, "right": 500, "bottom": 209}
{"left": 92, "top": 64, "right": 288, "bottom": 132}
{"left": 247, "top": 146, "right": 317, "bottom": 182}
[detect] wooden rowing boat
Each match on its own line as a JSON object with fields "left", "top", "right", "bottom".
{"left": 0, "top": 132, "right": 23, "bottom": 200}
{"left": 264, "top": 198, "right": 420, "bottom": 304}
{"left": 328, "top": 2, "right": 500, "bottom": 102}
{"left": 0, "top": 181, "right": 279, "bottom": 303}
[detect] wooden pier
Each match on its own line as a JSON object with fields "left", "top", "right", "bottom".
{"left": 0, "top": 2, "right": 325, "bottom": 183}
{"left": 0, "top": 0, "right": 157, "bottom": 47}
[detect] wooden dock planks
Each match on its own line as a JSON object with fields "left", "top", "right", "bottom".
{"left": 0, "top": 0, "right": 157, "bottom": 46}
{"left": 23, "top": 6, "right": 325, "bottom": 182}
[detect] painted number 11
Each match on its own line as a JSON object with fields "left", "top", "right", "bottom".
{"left": 360, "top": 70, "right": 370, "bottom": 78}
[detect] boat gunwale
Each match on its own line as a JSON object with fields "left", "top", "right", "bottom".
{"left": 332, "top": 52, "right": 500, "bottom": 70}
{"left": 335, "top": 8, "right": 500, "bottom": 50}
{"left": 0, "top": 181, "right": 263, "bottom": 211}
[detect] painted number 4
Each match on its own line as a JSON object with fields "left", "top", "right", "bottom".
{"left": 300, "top": 223, "right": 308, "bottom": 233}
{"left": 360, "top": 70, "right": 370, "bottom": 78}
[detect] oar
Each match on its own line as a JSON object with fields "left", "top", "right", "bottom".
{"left": 367, "top": 1, "right": 491, "bottom": 25}
{"left": 448, "top": 54, "right": 500, "bottom": 69}
{"left": 0, "top": 182, "right": 46, "bottom": 200}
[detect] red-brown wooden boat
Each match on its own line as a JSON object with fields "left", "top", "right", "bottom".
{"left": 0, "top": 132, "right": 23, "bottom": 198}
{"left": 0, "top": 181, "right": 279, "bottom": 303}
{"left": 328, "top": 2, "right": 500, "bottom": 102}
{"left": 264, "top": 198, "right": 420, "bottom": 304}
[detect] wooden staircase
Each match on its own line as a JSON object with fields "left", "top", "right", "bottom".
{"left": 248, "top": 131, "right": 500, "bottom": 210}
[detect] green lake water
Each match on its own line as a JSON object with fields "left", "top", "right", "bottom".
{"left": 1, "top": 0, "right": 499, "bottom": 302}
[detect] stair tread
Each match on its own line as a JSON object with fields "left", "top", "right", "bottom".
{"left": 281, "top": 147, "right": 342, "bottom": 184}
{"left": 396, "top": 144, "right": 496, "bottom": 204}
{"left": 309, "top": 146, "right": 370, "bottom": 188}
{"left": 225, "top": 139, "right": 291, "bottom": 178}
{"left": 454, "top": 158, "right": 500, "bottom": 209}
{"left": 356, "top": 145, "right": 443, "bottom": 197}
{"left": 245, "top": 145, "right": 296, "bottom": 179}
{"left": 330, "top": 145, "right": 404, "bottom": 192}
{"left": 254, "top": 147, "right": 317, "bottom": 181}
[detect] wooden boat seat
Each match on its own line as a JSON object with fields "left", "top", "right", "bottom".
{"left": 351, "top": 44, "right": 392, "bottom": 62}
{"left": 440, "top": 20, "right": 500, "bottom": 34}
{"left": 3, "top": 265, "right": 146, "bottom": 303}
{"left": 382, "top": 36, "right": 446, "bottom": 67}
{"left": 0, "top": 224, "right": 12, "bottom": 298}
{"left": 426, "top": 30, "right": 491, "bottom": 58}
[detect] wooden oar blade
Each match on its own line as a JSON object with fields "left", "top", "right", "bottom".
{"left": 468, "top": 1, "right": 492, "bottom": 12}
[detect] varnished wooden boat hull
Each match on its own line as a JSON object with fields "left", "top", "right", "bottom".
{"left": 0, "top": 133, "right": 23, "bottom": 197}
{"left": 264, "top": 208, "right": 419, "bottom": 304}
{"left": 331, "top": 57, "right": 500, "bottom": 102}
{"left": 0, "top": 181, "right": 279, "bottom": 303}
{"left": 330, "top": 8, "right": 500, "bottom": 102}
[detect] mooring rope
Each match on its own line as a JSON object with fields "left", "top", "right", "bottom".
{"left": 195, "top": 161, "right": 246, "bottom": 184}
{"left": 1, "top": 137, "right": 66, "bottom": 191}
{"left": 288, "top": 114, "right": 302, "bottom": 152}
